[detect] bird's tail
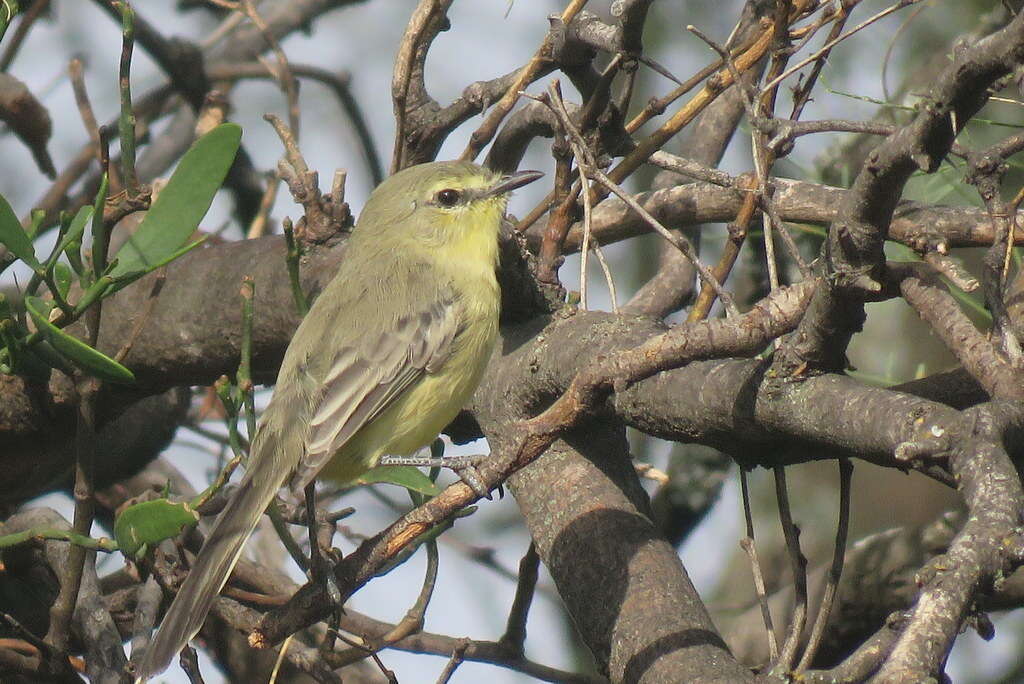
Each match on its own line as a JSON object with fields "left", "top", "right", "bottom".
{"left": 134, "top": 428, "right": 290, "bottom": 680}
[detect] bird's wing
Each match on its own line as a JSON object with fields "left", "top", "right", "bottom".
{"left": 290, "top": 291, "right": 460, "bottom": 488}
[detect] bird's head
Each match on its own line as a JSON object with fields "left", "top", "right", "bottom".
{"left": 355, "top": 161, "right": 543, "bottom": 245}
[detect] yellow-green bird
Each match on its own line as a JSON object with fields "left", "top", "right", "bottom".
{"left": 135, "top": 160, "right": 542, "bottom": 679}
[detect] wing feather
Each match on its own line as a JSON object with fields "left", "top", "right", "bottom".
{"left": 291, "top": 291, "right": 460, "bottom": 488}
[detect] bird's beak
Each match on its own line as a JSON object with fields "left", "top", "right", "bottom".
{"left": 484, "top": 169, "right": 544, "bottom": 197}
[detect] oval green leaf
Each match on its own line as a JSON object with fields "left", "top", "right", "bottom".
{"left": 0, "top": 192, "right": 40, "bottom": 269}
{"left": 110, "top": 123, "right": 241, "bottom": 277}
{"left": 356, "top": 465, "right": 442, "bottom": 497}
{"left": 114, "top": 498, "right": 199, "bottom": 559}
{"left": 24, "top": 295, "right": 135, "bottom": 384}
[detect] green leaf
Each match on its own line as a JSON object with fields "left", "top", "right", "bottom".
{"left": 54, "top": 206, "right": 92, "bottom": 264}
{"left": 113, "top": 498, "right": 199, "bottom": 560}
{"left": 26, "top": 209, "right": 44, "bottom": 240}
{"left": 110, "top": 123, "right": 241, "bottom": 278}
{"left": 64, "top": 239, "right": 86, "bottom": 278}
{"left": 0, "top": 2, "right": 20, "bottom": 42}
{"left": 0, "top": 297, "right": 71, "bottom": 379}
{"left": 0, "top": 301, "right": 16, "bottom": 374}
{"left": 0, "top": 192, "right": 40, "bottom": 270}
{"left": 24, "top": 295, "right": 135, "bottom": 384}
{"left": 53, "top": 263, "right": 72, "bottom": 301}
{"left": 90, "top": 173, "right": 110, "bottom": 279}
{"left": 356, "top": 465, "right": 442, "bottom": 497}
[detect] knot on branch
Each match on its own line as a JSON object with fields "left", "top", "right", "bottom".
{"left": 547, "top": 12, "right": 603, "bottom": 68}
{"left": 104, "top": 185, "right": 153, "bottom": 228}
{"left": 827, "top": 263, "right": 883, "bottom": 297}
{"left": 265, "top": 114, "right": 352, "bottom": 244}
{"left": 1001, "top": 531, "right": 1024, "bottom": 572}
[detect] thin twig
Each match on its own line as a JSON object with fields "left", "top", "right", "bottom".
{"left": 338, "top": 611, "right": 601, "bottom": 684}
{"left": 761, "top": 193, "right": 811, "bottom": 277}
{"left": 460, "top": 0, "right": 590, "bottom": 161}
{"left": 537, "top": 84, "right": 739, "bottom": 316}
{"left": 590, "top": 240, "right": 619, "bottom": 313}
{"left": 390, "top": 0, "right": 454, "bottom": 173}
{"left": 207, "top": 61, "right": 382, "bottom": 185}
{"left": 609, "top": 0, "right": 815, "bottom": 190}
{"left": 771, "top": 465, "right": 808, "bottom": 674}
{"left": 579, "top": 159, "right": 594, "bottom": 309}
{"left": 790, "top": 0, "right": 854, "bottom": 121}
{"left": 687, "top": 175, "right": 757, "bottom": 322}
{"left": 45, "top": 383, "right": 100, "bottom": 654}
{"left": 623, "top": 4, "right": 766, "bottom": 134}
{"left": 238, "top": 0, "right": 301, "bottom": 139}
{"left": 739, "top": 469, "right": 778, "bottom": 660}
{"left": 328, "top": 540, "right": 440, "bottom": 668}
{"left": 434, "top": 639, "right": 470, "bottom": 684}
{"left": 594, "top": 166, "right": 737, "bottom": 316}
{"left": 796, "top": 458, "right": 854, "bottom": 672}
{"left": 246, "top": 172, "right": 279, "bottom": 239}
{"left": 498, "top": 543, "right": 540, "bottom": 654}
{"left": 117, "top": 2, "right": 139, "bottom": 194}
{"left": 762, "top": 0, "right": 925, "bottom": 96}
{"left": 68, "top": 58, "right": 104, "bottom": 171}
{"left": 536, "top": 128, "right": 576, "bottom": 285}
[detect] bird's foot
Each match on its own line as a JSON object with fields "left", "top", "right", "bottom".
{"left": 379, "top": 452, "right": 492, "bottom": 499}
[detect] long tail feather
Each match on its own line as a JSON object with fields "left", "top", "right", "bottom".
{"left": 134, "top": 432, "right": 288, "bottom": 680}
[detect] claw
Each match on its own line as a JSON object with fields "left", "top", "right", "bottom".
{"left": 322, "top": 569, "right": 343, "bottom": 606}
{"left": 454, "top": 464, "right": 491, "bottom": 499}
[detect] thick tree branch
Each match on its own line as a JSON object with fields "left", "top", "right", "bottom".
{"left": 529, "top": 175, "right": 1024, "bottom": 257}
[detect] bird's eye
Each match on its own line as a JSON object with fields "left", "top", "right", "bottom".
{"left": 435, "top": 188, "right": 461, "bottom": 207}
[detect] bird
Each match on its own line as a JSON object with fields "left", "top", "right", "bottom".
{"left": 134, "top": 160, "right": 543, "bottom": 679}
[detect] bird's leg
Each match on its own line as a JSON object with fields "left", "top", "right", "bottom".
{"left": 303, "top": 483, "right": 344, "bottom": 630}
{"left": 378, "top": 449, "right": 491, "bottom": 499}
